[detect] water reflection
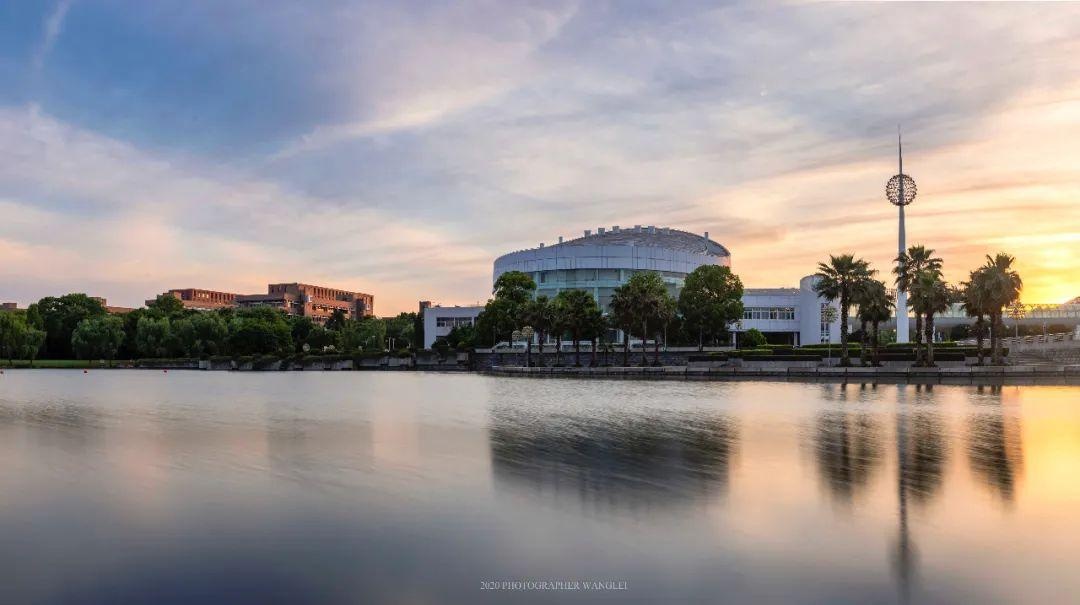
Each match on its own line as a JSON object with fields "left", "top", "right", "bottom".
{"left": 968, "top": 391, "right": 1024, "bottom": 505}
{"left": 489, "top": 406, "right": 738, "bottom": 513}
{"left": 813, "top": 408, "right": 883, "bottom": 505}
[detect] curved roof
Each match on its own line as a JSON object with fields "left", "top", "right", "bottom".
{"left": 535, "top": 226, "right": 730, "bottom": 258}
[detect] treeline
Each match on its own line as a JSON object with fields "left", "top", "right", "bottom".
{"left": 0, "top": 293, "right": 420, "bottom": 365}
{"left": 813, "top": 247, "right": 1023, "bottom": 367}
{"left": 441, "top": 264, "right": 745, "bottom": 366}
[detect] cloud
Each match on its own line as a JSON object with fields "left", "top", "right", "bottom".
{"left": 31, "top": 0, "right": 73, "bottom": 72}
{"left": 3, "top": 1, "right": 1080, "bottom": 309}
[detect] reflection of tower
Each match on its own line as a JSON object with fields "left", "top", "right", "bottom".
{"left": 887, "top": 130, "right": 917, "bottom": 343}
{"left": 893, "top": 385, "right": 915, "bottom": 604}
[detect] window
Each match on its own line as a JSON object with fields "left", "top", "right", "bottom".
{"left": 436, "top": 317, "right": 475, "bottom": 328}
{"left": 742, "top": 307, "right": 796, "bottom": 321}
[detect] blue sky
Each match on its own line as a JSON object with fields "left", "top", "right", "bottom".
{"left": 2, "top": 1, "right": 1079, "bottom": 313}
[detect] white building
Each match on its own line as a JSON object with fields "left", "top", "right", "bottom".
{"left": 492, "top": 225, "right": 840, "bottom": 347}
{"left": 422, "top": 304, "right": 484, "bottom": 349}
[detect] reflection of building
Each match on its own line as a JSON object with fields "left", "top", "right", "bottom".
{"left": 491, "top": 225, "right": 841, "bottom": 345}
{"left": 422, "top": 304, "right": 483, "bottom": 349}
{"left": 489, "top": 407, "right": 738, "bottom": 512}
{"left": 151, "top": 283, "right": 375, "bottom": 323}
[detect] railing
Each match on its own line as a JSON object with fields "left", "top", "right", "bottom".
{"left": 1001, "top": 332, "right": 1078, "bottom": 348}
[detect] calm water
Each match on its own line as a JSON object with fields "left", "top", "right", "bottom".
{"left": 1, "top": 371, "right": 1078, "bottom": 604}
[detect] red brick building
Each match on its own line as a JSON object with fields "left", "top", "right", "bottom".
{"left": 151, "top": 283, "right": 374, "bottom": 323}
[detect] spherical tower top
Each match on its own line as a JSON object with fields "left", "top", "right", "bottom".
{"left": 886, "top": 173, "right": 916, "bottom": 206}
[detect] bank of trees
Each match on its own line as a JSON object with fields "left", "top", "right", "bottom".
{"left": 0, "top": 292, "right": 420, "bottom": 364}
{"left": 813, "top": 246, "right": 1023, "bottom": 367}
{"left": 470, "top": 265, "right": 744, "bottom": 366}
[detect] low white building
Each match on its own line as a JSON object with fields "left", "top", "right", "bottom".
{"left": 738, "top": 276, "right": 841, "bottom": 346}
{"left": 422, "top": 304, "right": 484, "bottom": 349}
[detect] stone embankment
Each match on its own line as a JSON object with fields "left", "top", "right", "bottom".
{"left": 487, "top": 364, "right": 1080, "bottom": 384}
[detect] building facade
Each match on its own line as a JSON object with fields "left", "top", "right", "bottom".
{"left": 488, "top": 225, "right": 840, "bottom": 347}
{"left": 152, "top": 283, "right": 375, "bottom": 323}
{"left": 422, "top": 304, "right": 484, "bottom": 349}
{"left": 236, "top": 283, "right": 374, "bottom": 323}
{"left": 152, "top": 288, "right": 238, "bottom": 311}
{"left": 494, "top": 225, "right": 731, "bottom": 311}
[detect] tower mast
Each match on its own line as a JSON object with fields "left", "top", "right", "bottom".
{"left": 895, "top": 127, "right": 910, "bottom": 343}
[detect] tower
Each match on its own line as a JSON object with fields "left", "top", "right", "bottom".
{"left": 887, "top": 130, "right": 917, "bottom": 343}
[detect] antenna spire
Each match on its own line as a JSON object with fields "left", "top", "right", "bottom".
{"left": 898, "top": 125, "right": 903, "bottom": 174}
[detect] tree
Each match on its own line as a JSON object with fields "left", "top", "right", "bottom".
{"left": 553, "top": 289, "right": 599, "bottom": 367}
{"left": 338, "top": 317, "right": 386, "bottom": 352}
{"left": 584, "top": 303, "right": 606, "bottom": 367}
{"left": 741, "top": 328, "right": 767, "bottom": 348}
{"left": 609, "top": 284, "right": 636, "bottom": 366}
{"left": 445, "top": 324, "right": 478, "bottom": 351}
{"left": 894, "top": 245, "right": 942, "bottom": 349}
{"left": 976, "top": 253, "right": 1023, "bottom": 365}
{"left": 961, "top": 270, "right": 991, "bottom": 365}
{"left": 618, "top": 272, "right": 674, "bottom": 366}
{"left": 31, "top": 294, "right": 107, "bottom": 359}
{"left": 856, "top": 280, "right": 894, "bottom": 366}
{"left": 0, "top": 312, "right": 28, "bottom": 365}
{"left": 305, "top": 324, "right": 337, "bottom": 352}
{"left": 71, "top": 315, "right": 125, "bottom": 366}
{"left": 324, "top": 309, "right": 348, "bottom": 332}
{"left": 146, "top": 293, "right": 186, "bottom": 319}
{"left": 910, "top": 271, "right": 952, "bottom": 366}
{"left": 22, "top": 325, "right": 45, "bottom": 367}
{"left": 521, "top": 296, "right": 554, "bottom": 367}
{"left": 652, "top": 295, "right": 677, "bottom": 365}
{"left": 477, "top": 271, "right": 537, "bottom": 347}
{"left": 385, "top": 312, "right": 417, "bottom": 351}
{"left": 136, "top": 316, "right": 172, "bottom": 358}
{"left": 184, "top": 312, "right": 228, "bottom": 357}
{"left": 678, "top": 265, "right": 745, "bottom": 350}
{"left": 814, "top": 254, "right": 875, "bottom": 367}
{"left": 227, "top": 307, "right": 293, "bottom": 356}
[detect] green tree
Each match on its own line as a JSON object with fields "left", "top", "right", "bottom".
{"left": 609, "top": 282, "right": 636, "bottom": 366}
{"left": 0, "top": 312, "right": 28, "bottom": 364}
{"left": 445, "top": 323, "right": 478, "bottom": 351}
{"left": 521, "top": 295, "right": 554, "bottom": 366}
{"left": 615, "top": 272, "right": 674, "bottom": 366}
{"left": 975, "top": 253, "right": 1023, "bottom": 365}
{"left": 678, "top": 265, "right": 745, "bottom": 350}
{"left": 553, "top": 289, "right": 599, "bottom": 367}
{"left": 31, "top": 294, "right": 107, "bottom": 359}
{"left": 338, "top": 317, "right": 386, "bottom": 352}
{"left": 305, "top": 324, "right": 337, "bottom": 352}
{"left": 71, "top": 315, "right": 125, "bottom": 366}
{"left": 146, "top": 293, "right": 186, "bottom": 319}
{"left": 324, "top": 309, "right": 348, "bottom": 332}
{"left": 227, "top": 307, "right": 293, "bottom": 356}
{"left": 894, "top": 245, "right": 943, "bottom": 350}
{"left": 135, "top": 316, "right": 172, "bottom": 358}
{"left": 385, "top": 312, "right": 416, "bottom": 351}
{"left": 910, "top": 272, "right": 953, "bottom": 367}
{"left": 741, "top": 328, "right": 767, "bottom": 348}
{"left": 961, "top": 269, "right": 991, "bottom": 365}
{"left": 176, "top": 312, "right": 228, "bottom": 358}
{"left": 856, "top": 280, "right": 894, "bottom": 366}
{"left": 814, "top": 254, "right": 876, "bottom": 367}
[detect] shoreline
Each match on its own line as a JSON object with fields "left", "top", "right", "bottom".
{"left": 484, "top": 364, "right": 1080, "bottom": 385}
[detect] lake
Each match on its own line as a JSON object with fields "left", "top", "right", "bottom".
{"left": 1, "top": 370, "right": 1078, "bottom": 604}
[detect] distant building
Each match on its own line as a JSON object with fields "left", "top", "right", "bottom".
{"left": 1, "top": 302, "right": 18, "bottom": 311}
{"left": 151, "top": 283, "right": 375, "bottom": 323}
{"left": 151, "top": 288, "right": 239, "bottom": 311}
{"left": 237, "top": 283, "right": 374, "bottom": 323}
{"left": 422, "top": 304, "right": 483, "bottom": 349}
{"left": 492, "top": 225, "right": 840, "bottom": 346}
{"left": 91, "top": 297, "right": 135, "bottom": 314}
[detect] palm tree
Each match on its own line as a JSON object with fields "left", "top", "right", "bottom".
{"left": 522, "top": 296, "right": 553, "bottom": 367}
{"left": 814, "top": 254, "right": 876, "bottom": 367}
{"left": 978, "top": 253, "right": 1023, "bottom": 365}
{"left": 554, "top": 289, "right": 599, "bottom": 367}
{"left": 857, "top": 280, "right": 893, "bottom": 366}
{"left": 960, "top": 271, "right": 990, "bottom": 365}
{"left": 910, "top": 271, "right": 952, "bottom": 366}
{"left": 894, "top": 245, "right": 943, "bottom": 356}
{"left": 652, "top": 296, "right": 677, "bottom": 366}
{"left": 609, "top": 284, "right": 635, "bottom": 366}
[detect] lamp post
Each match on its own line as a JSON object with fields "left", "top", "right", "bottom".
{"left": 887, "top": 130, "right": 917, "bottom": 343}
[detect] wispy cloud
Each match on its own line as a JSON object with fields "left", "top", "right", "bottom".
{"left": 31, "top": 0, "right": 73, "bottom": 72}
{"left": 2, "top": 1, "right": 1079, "bottom": 309}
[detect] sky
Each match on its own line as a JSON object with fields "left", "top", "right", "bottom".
{"left": 1, "top": 0, "right": 1078, "bottom": 315}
